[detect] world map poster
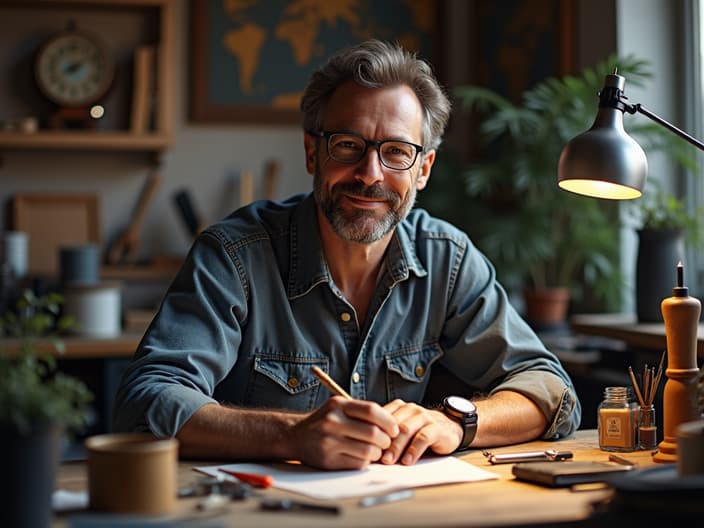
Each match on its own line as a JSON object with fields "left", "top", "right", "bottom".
{"left": 190, "top": 0, "right": 438, "bottom": 124}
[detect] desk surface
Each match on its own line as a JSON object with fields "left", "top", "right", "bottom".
{"left": 571, "top": 313, "right": 704, "bottom": 359}
{"left": 54, "top": 430, "right": 659, "bottom": 527}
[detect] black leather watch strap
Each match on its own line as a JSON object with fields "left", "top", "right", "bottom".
{"left": 456, "top": 414, "right": 478, "bottom": 451}
{"left": 442, "top": 396, "right": 478, "bottom": 451}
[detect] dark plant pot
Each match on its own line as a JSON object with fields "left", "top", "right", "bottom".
{"left": 636, "top": 228, "right": 684, "bottom": 322}
{"left": 524, "top": 287, "right": 571, "bottom": 331}
{"left": 0, "top": 422, "right": 62, "bottom": 528}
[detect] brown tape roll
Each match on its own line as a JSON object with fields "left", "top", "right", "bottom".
{"left": 85, "top": 433, "right": 178, "bottom": 514}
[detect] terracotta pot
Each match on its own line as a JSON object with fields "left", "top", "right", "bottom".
{"left": 523, "top": 287, "right": 571, "bottom": 329}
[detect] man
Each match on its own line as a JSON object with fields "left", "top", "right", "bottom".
{"left": 114, "top": 40, "right": 580, "bottom": 470}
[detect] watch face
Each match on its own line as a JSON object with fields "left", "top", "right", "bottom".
{"left": 35, "top": 31, "right": 113, "bottom": 107}
{"left": 446, "top": 396, "right": 476, "bottom": 414}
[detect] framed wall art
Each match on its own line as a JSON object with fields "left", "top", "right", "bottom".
{"left": 189, "top": 0, "right": 440, "bottom": 124}
{"left": 12, "top": 193, "right": 100, "bottom": 277}
{"left": 473, "top": 0, "right": 576, "bottom": 102}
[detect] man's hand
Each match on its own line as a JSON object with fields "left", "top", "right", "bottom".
{"left": 291, "top": 396, "right": 400, "bottom": 470}
{"left": 379, "top": 399, "right": 463, "bottom": 465}
{"left": 176, "top": 392, "right": 545, "bottom": 465}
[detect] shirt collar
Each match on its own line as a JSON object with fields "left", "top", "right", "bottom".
{"left": 386, "top": 218, "right": 428, "bottom": 281}
{"left": 287, "top": 194, "right": 427, "bottom": 299}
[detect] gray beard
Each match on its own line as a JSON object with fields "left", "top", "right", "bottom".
{"left": 313, "top": 173, "right": 418, "bottom": 243}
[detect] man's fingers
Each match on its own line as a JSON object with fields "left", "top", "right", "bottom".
{"left": 341, "top": 398, "right": 400, "bottom": 439}
{"left": 380, "top": 404, "right": 462, "bottom": 465}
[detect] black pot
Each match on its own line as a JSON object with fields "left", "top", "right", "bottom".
{"left": 0, "top": 422, "right": 62, "bottom": 528}
{"left": 636, "top": 228, "right": 684, "bottom": 322}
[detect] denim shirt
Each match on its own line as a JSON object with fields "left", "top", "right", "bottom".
{"left": 113, "top": 193, "right": 581, "bottom": 439}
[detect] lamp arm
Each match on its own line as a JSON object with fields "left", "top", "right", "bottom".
{"left": 624, "top": 102, "right": 704, "bottom": 152}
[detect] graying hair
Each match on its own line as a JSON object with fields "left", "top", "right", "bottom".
{"left": 300, "top": 39, "right": 451, "bottom": 151}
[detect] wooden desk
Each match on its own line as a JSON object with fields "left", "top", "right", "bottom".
{"left": 571, "top": 313, "right": 704, "bottom": 359}
{"left": 54, "top": 430, "right": 659, "bottom": 527}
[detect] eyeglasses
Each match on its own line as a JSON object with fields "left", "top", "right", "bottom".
{"left": 310, "top": 130, "right": 424, "bottom": 170}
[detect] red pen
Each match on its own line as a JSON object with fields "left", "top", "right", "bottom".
{"left": 218, "top": 468, "right": 274, "bottom": 488}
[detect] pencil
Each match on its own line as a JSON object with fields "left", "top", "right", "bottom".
{"left": 311, "top": 365, "right": 353, "bottom": 400}
{"left": 628, "top": 366, "right": 646, "bottom": 407}
{"left": 652, "top": 350, "right": 666, "bottom": 401}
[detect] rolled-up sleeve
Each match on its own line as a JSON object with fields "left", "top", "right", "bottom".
{"left": 112, "top": 231, "right": 246, "bottom": 437}
{"left": 488, "top": 371, "right": 579, "bottom": 439}
{"left": 441, "top": 240, "right": 581, "bottom": 439}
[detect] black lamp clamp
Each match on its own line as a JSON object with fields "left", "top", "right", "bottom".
{"left": 600, "top": 72, "right": 704, "bottom": 152}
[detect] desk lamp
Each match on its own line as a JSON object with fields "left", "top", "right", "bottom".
{"left": 557, "top": 72, "right": 704, "bottom": 464}
{"left": 558, "top": 72, "right": 704, "bottom": 198}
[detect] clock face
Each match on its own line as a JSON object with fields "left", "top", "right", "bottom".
{"left": 35, "top": 31, "right": 114, "bottom": 107}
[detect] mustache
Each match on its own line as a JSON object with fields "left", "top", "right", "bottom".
{"left": 332, "top": 181, "right": 399, "bottom": 202}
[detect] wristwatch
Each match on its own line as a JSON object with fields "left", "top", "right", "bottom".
{"left": 442, "top": 396, "right": 478, "bottom": 451}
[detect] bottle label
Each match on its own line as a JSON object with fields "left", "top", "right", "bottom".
{"left": 599, "top": 407, "right": 635, "bottom": 449}
{"left": 605, "top": 416, "right": 622, "bottom": 438}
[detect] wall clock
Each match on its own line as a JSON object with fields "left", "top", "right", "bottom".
{"left": 34, "top": 25, "right": 114, "bottom": 128}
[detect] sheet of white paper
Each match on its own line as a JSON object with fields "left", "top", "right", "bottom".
{"left": 195, "top": 456, "right": 498, "bottom": 500}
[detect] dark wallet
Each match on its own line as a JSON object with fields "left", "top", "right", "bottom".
{"left": 512, "top": 461, "right": 633, "bottom": 487}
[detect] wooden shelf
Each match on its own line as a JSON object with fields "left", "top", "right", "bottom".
{"left": 101, "top": 259, "right": 181, "bottom": 280}
{"left": 0, "top": 130, "right": 172, "bottom": 151}
{"left": 1, "top": 332, "right": 143, "bottom": 359}
{"left": 571, "top": 312, "right": 704, "bottom": 358}
{"left": 0, "top": 0, "right": 175, "bottom": 156}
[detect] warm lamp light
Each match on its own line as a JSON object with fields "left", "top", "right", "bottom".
{"left": 558, "top": 72, "right": 704, "bottom": 199}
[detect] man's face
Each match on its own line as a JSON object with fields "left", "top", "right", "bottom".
{"left": 304, "top": 81, "right": 435, "bottom": 244}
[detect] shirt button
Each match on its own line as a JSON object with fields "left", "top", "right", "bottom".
{"left": 340, "top": 312, "right": 352, "bottom": 322}
{"left": 415, "top": 365, "right": 425, "bottom": 377}
{"left": 287, "top": 377, "right": 299, "bottom": 388}
{"left": 352, "top": 372, "right": 360, "bottom": 384}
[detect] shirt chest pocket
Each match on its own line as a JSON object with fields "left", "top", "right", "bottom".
{"left": 245, "top": 355, "right": 323, "bottom": 411}
{"left": 384, "top": 344, "right": 443, "bottom": 402}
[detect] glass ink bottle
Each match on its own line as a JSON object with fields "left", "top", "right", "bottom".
{"left": 598, "top": 386, "right": 636, "bottom": 452}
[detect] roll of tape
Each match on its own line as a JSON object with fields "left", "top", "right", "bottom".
{"left": 64, "top": 282, "right": 122, "bottom": 337}
{"left": 86, "top": 433, "right": 178, "bottom": 515}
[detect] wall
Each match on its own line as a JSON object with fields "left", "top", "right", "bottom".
{"left": 0, "top": 0, "right": 471, "bottom": 270}
{"left": 574, "top": 0, "right": 685, "bottom": 311}
{"left": 615, "top": 0, "right": 685, "bottom": 311}
{"left": 0, "top": 0, "right": 684, "bottom": 313}
{"left": 0, "top": 0, "right": 312, "bottom": 268}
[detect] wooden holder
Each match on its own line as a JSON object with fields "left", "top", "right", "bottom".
{"left": 653, "top": 292, "right": 701, "bottom": 463}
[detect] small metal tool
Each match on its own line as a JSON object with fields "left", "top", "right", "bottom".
{"left": 179, "top": 474, "right": 251, "bottom": 500}
{"left": 260, "top": 498, "right": 341, "bottom": 515}
{"left": 483, "top": 449, "right": 573, "bottom": 464}
{"left": 359, "top": 489, "right": 415, "bottom": 508}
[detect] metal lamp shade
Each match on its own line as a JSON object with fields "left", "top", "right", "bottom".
{"left": 558, "top": 105, "right": 647, "bottom": 200}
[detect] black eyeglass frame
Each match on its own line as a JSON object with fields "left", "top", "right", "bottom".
{"left": 308, "top": 130, "right": 425, "bottom": 170}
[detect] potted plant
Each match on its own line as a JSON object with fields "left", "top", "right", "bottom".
{"left": 420, "top": 54, "right": 696, "bottom": 328}
{"left": 626, "top": 182, "right": 703, "bottom": 321}
{"left": 0, "top": 289, "right": 92, "bottom": 528}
